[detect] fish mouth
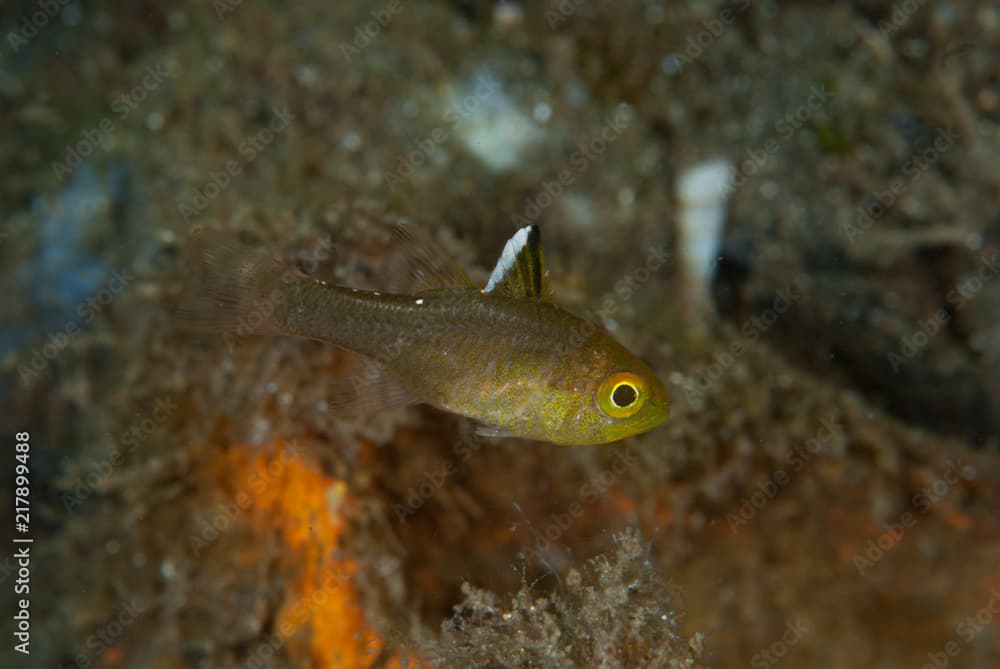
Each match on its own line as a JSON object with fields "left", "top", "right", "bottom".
{"left": 634, "top": 397, "right": 670, "bottom": 434}
{"left": 634, "top": 411, "right": 669, "bottom": 436}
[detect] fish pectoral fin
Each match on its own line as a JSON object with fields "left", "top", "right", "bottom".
{"left": 482, "top": 225, "right": 550, "bottom": 299}
{"left": 380, "top": 220, "right": 474, "bottom": 293}
{"left": 473, "top": 422, "right": 519, "bottom": 439}
{"left": 326, "top": 356, "right": 420, "bottom": 416}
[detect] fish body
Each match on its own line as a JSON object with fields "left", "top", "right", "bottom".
{"left": 183, "top": 225, "right": 669, "bottom": 445}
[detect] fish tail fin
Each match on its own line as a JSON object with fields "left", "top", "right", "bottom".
{"left": 177, "top": 233, "right": 289, "bottom": 337}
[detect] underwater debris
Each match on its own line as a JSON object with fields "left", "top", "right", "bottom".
{"left": 445, "top": 70, "right": 542, "bottom": 173}
{"left": 431, "top": 529, "right": 704, "bottom": 669}
{"left": 675, "top": 159, "right": 734, "bottom": 332}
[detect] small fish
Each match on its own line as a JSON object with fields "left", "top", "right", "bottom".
{"left": 180, "top": 224, "right": 669, "bottom": 445}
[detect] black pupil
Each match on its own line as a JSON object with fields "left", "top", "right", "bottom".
{"left": 612, "top": 383, "right": 637, "bottom": 407}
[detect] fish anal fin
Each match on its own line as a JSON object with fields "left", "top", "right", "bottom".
{"left": 326, "top": 355, "right": 420, "bottom": 416}
{"left": 482, "top": 225, "right": 550, "bottom": 299}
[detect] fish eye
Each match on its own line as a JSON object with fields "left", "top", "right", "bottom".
{"left": 612, "top": 382, "right": 638, "bottom": 408}
{"left": 598, "top": 372, "right": 646, "bottom": 419}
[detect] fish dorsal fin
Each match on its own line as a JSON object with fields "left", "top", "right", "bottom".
{"left": 382, "top": 221, "right": 473, "bottom": 294}
{"left": 482, "top": 225, "right": 550, "bottom": 299}
{"left": 326, "top": 354, "right": 420, "bottom": 416}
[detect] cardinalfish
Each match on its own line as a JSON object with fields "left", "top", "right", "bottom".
{"left": 181, "top": 224, "right": 669, "bottom": 445}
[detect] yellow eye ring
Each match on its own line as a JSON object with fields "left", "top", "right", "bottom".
{"left": 598, "top": 372, "right": 646, "bottom": 419}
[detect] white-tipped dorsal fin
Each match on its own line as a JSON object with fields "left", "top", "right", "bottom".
{"left": 482, "top": 225, "right": 549, "bottom": 298}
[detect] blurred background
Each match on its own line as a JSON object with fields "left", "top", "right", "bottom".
{"left": 1, "top": 0, "right": 999, "bottom": 667}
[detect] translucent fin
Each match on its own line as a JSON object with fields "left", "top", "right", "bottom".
{"left": 176, "top": 233, "right": 288, "bottom": 336}
{"left": 326, "top": 355, "right": 419, "bottom": 416}
{"left": 474, "top": 422, "right": 519, "bottom": 439}
{"left": 381, "top": 221, "right": 473, "bottom": 294}
{"left": 482, "top": 225, "right": 549, "bottom": 299}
